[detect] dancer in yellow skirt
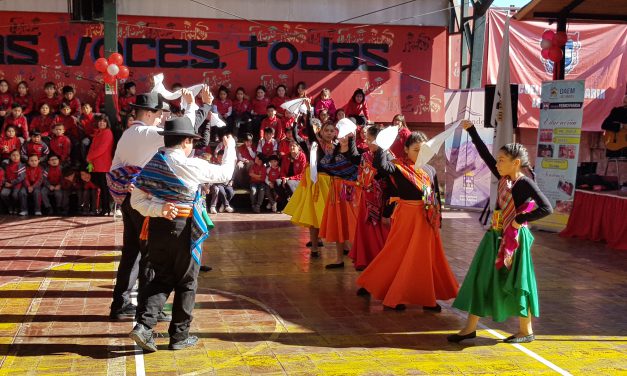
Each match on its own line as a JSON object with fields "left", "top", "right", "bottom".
{"left": 283, "top": 105, "right": 332, "bottom": 257}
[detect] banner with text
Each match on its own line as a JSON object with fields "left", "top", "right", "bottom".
{"left": 534, "top": 80, "right": 585, "bottom": 232}
{"left": 0, "top": 12, "right": 447, "bottom": 123}
{"left": 444, "top": 89, "right": 494, "bottom": 208}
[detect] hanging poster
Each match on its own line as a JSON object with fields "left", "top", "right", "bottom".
{"left": 534, "top": 80, "right": 585, "bottom": 231}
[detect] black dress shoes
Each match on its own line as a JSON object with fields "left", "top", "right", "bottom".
{"left": 447, "top": 331, "right": 477, "bottom": 343}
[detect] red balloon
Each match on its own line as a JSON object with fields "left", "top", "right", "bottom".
{"left": 117, "top": 65, "right": 130, "bottom": 79}
{"left": 548, "top": 46, "right": 563, "bottom": 62}
{"left": 94, "top": 57, "right": 108, "bottom": 73}
{"left": 542, "top": 30, "right": 555, "bottom": 41}
{"left": 107, "top": 53, "right": 123, "bottom": 66}
{"left": 553, "top": 32, "right": 568, "bottom": 47}
{"left": 103, "top": 73, "right": 116, "bottom": 84}
{"left": 541, "top": 48, "right": 550, "bottom": 59}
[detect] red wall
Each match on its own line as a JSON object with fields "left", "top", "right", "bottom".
{"left": 0, "top": 12, "right": 447, "bottom": 123}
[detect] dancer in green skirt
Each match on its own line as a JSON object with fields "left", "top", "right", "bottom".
{"left": 448, "top": 120, "right": 552, "bottom": 344}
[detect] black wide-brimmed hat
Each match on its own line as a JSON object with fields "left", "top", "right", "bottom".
{"left": 130, "top": 92, "right": 164, "bottom": 111}
{"left": 157, "top": 116, "right": 200, "bottom": 138}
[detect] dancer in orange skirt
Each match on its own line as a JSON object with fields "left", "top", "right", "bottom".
{"left": 349, "top": 126, "right": 391, "bottom": 271}
{"left": 357, "top": 131, "right": 458, "bottom": 310}
{"left": 318, "top": 126, "right": 361, "bottom": 269}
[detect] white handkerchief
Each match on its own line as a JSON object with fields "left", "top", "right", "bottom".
{"left": 151, "top": 73, "right": 204, "bottom": 109}
{"left": 414, "top": 120, "right": 461, "bottom": 169}
{"left": 281, "top": 98, "right": 308, "bottom": 114}
{"left": 375, "top": 126, "right": 398, "bottom": 151}
{"left": 336, "top": 118, "right": 357, "bottom": 139}
{"left": 209, "top": 112, "right": 227, "bottom": 128}
{"left": 310, "top": 142, "right": 318, "bottom": 183}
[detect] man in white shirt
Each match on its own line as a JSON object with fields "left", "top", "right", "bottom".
{"left": 108, "top": 90, "right": 199, "bottom": 321}
{"left": 128, "top": 116, "right": 236, "bottom": 352}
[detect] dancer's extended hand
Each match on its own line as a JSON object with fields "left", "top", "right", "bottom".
{"left": 201, "top": 85, "right": 213, "bottom": 104}
{"left": 161, "top": 202, "right": 178, "bottom": 220}
{"left": 181, "top": 88, "right": 194, "bottom": 105}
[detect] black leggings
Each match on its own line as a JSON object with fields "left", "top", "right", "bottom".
{"left": 91, "top": 172, "right": 111, "bottom": 214}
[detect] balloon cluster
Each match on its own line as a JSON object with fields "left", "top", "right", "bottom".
{"left": 94, "top": 53, "right": 130, "bottom": 84}
{"left": 540, "top": 30, "right": 567, "bottom": 63}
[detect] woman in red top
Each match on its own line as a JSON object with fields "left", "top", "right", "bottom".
{"left": 229, "top": 87, "right": 252, "bottom": 138}
{"left": 271, "top": 85, "right": 288, "bottom": 118}
{"left": 86, "top": 114, "right": 114, "bottom": 215}
{"left": 250, "top": 85, "right": 270, "bottom": 140}
{"left": 389, "top": 114, "right": 411, "bottom": 159}
{"left": 30, "top": 103, "right": 55, "bottom": 138}
{"left": 14, "top": 81, "right": 34, "bottom": 119}
{"left": 344, "top": 88, "right": 369, "bottom": 126}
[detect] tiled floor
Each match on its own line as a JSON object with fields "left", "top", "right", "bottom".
{"left": 0, "top": 211, "right": 625, "bottom": 375}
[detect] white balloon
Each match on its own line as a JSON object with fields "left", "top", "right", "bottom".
{"left": 540, "top": 39, "right": 552, "bottom": 49}
{"left": 107, "top": 64, "right": 120, "bottom": 76}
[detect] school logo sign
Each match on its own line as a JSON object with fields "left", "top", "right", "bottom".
{"left": 541, "top": 32, "right": 581, "bottom": 75}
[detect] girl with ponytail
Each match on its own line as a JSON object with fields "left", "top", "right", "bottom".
{"left": 448, "top": 120, "right": 553, "bottom": 344}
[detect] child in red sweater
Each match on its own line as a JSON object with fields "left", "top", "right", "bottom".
{"left": 1, "top": 150, "right": 25, "bottom": 214}
{"left": 256, "top": 127, "right": 278, "bottom": 163}
{"left": 0, "top": 80, "right": 12, "bottom": 116}
{"left": 118, "top": 82, "right": 136, "bottom": 117}
{"left": 249, "top": 155, "right": 266, "bottom": 213}
{"left": 42, "top": 155, "right": 63, "bottom": 214}
{"left": 250, "top": 85, "right": 270, "bottom": 139}
{"left": 30, "top": 103, "right": 55, "bottom": 139}
{"left": 48, "top": 123, "right": 72, "bottom": 166}
{"left": 4, "top": 103, "right": 29, "bottom": 140}
{"left": 79, "top": 170, "right": 99, "bottom": 215}
{"left": 55, "top": 103, "right": 80, "bottom": 143}
{"left": 260, "top": 105, "right": 283, "bottom": 140}
{"left": 264, "top": 155, "right": 281, "bottom": 213}
{"left": 62, "top": 86, "right": 81, "bottom": 117}
{"left": 344, "top": 88, "right": 369, "bottom": 125}
{"left": 271, "top": 85, "right": 288, "bottom": 118}
{"left": 79, "top": 102, "right": 96, "bottom": 159}
{"left": 14, "top": 81, "right": 34, "bottom": 119}
{"left": 60, "top": 169, "right": 80, "bottom": 215}
{"left": 21, "top": 131, "right": 49, "bottom": 163}
{"left": 19, "top": 154, "right": 44, "bottom": 216}
{"left": 37, "top": 82, "right": 60, "bottom": 114}
{"left": 0, "top": 126, "right": 21, "bottom": 164}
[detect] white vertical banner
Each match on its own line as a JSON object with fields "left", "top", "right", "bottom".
{"left": 534, "top": 80, "right": 585, "bottom": 232}
{"left": 489, "top": 16, "right": 514, "bottom": 212}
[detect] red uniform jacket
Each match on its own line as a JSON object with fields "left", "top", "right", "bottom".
{"left": 49, "top": 135, "right": 72, "bottom": 162}
{"left": 280, "top": 151, "right": 306, "bottom": 180}
{"left": 24, "top": 166, "right": 44, "bottom": 188}
{"left": 30, "top": 115, "right": 55, "bottom": 137}
{"left": 260, "top": 116, "right": 283, "bottom": 140}
{"left": 271, "top": 96, "right": 288, "bottom": 116}
{"left": 37, "top": 95, "right": 61, "bottom": 113}
{"left": 13, "top": 94, "right": 34, "bottom": 116}
{"left": 0, "top": 92, "right": 13, "bottom": 111}
{"left": 213, "top": 99, "right": 232, "bottom": 118}
{"left": 86, "top": 128, "right": 114, "bottom": 172}
{"left": 0, "top": 136, "right": 21, "bottom": 160}
{"left": 314, "top": 98, "right": 337, "bottom": 118}
{"left": 118, "top": 95, "right": 136, "bottom": 115}
{"left": 251, "top": 97, "right": 270, "bottom": 115}
{"left": 61, "top": 175, "right": 80, "bottom": 191}
{"left": 5, "top": 162, "right": 25, "bottom": 189}
{"left": 66, "top": 97, "right": 82, "bottom": 117}
{"left": 80, "top": 113, "right": 96, "bottom": 138}
{"left": 21, "top": 141, "right": 50, "bottom": 161}
{"left": 54, "top": 114, "right": 79, "bottom": 142}
{"left": 3, "top": 115, "right": 29, "bottom": 139}
{"left": 344, "top": 101, "right": 370, "bottom": 119}
{"left": 256, "top": 139, "right": 277, "bottom": 157}
{"left": 81, "top": 180, "right": 99, "bottom": 191}
{"left": 277, "top": 138, "right": 291, "bottom": 157}
{"left": 232, "top": 99, "right": 250, "bottom": 115}
{"left": 44, "top": 165, "right": 63, "bottom": 187}
{"left": 249, "top": 163, "right": 267, "bottom": 184}
{"left": 265, "top": 166, "right": 281, "bottom": 184}
{"left": 237, "top": 144, "right": 256, "bottom": 162}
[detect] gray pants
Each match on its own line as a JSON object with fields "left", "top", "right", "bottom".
{"left": 250, "top": 183, "right": 265, "bottom": 208}
{"left": 19, "top": 186, "right": 42, "bottom": 212}
{"left": 1, "top": 187, "right": 22, "bottom": 211}
{"left": 41, "top": 187, "right": 63, "bottom": 211}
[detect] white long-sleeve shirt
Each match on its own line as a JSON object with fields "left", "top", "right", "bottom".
{"left": 131, "top": 138, "right": 236, "bottom": 218}
{"left": 110, "top": 103, "right": 198, "bottom": 171}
